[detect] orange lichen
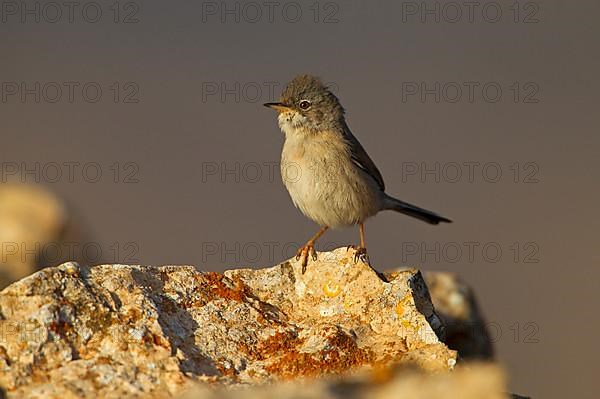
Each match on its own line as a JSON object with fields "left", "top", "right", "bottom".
{"left": 256, "top": 331, "right": 303, "bottom": 360}
{"left": 264, "top": 329, "right": 373, "bottom": 379}
{"left": 141, "top": 331, "right": 170, "bottom": 350}
{"left": 96, "top": 356, "right": 112, "bottom": 365}
{"left": 215, "top": 361, "right": 236, "bottom": 377}
{"left": 203, "top": 273, "right": 249, "bottom": 302}
{"left": 48, "top": 319, "right": 75, "bottom": 338}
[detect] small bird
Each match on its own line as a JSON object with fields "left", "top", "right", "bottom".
{"left": 264, "top": 75, "right": 451, "bottom": 272}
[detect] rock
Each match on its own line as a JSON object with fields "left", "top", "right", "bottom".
{"left": 0, "top": 184, "right": 69, "bottom": 288}
{"left": 424, "top": 272, "right": 494, "bottom": 360}
{"left": 0, "top": 247, "right": 461, "bottom": 398}
{"left": 181, "top": 363, "right": 509, "bottom": 399}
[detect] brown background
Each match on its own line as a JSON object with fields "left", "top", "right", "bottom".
{"left": 1, "top": 1, "right": 598, "bottom": 397}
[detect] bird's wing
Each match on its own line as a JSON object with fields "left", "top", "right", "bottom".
{"left": 342, "top": 125, "right": 386, "bottom": 191}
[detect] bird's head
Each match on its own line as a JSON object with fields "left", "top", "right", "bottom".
{"left": 264, "top": 74, "right": 345, "bottom": 136}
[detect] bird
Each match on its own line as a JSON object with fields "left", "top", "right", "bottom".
{"left": 264, "top": 74, "right": 451, "bottom": 272}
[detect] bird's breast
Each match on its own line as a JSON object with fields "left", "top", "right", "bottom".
{"left": 279, "top": 131, "right": 382, "bottom": 227}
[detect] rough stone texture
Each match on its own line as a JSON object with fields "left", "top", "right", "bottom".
{"left": 424, "top": 272, "right": 494, "bottom": 360}
{"left": 0, "top": 183, "right": 69, "bottom": 288}
{"left": 0, "top": 248, "right": 459, "bottom": 398}
{"left": 182, "top": 363, "right": 509, "bottom": 399}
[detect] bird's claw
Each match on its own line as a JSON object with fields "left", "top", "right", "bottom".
{"left": 311, "top": 250, "right": 318, "bottom": 261}
{"left": 296, "top": 244, "right": 317, "bottom": 274}
{"left": 352, "top": 246, "right": 370, "bottom": 265}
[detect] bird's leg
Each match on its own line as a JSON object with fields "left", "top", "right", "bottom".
{"left": 296, "top": 226, "right": 328, "bottom": 273}
{"left": 351, "top": 223, "right": 369, "bottom": 264}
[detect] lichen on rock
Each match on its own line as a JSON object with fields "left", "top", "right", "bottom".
{"left": 0, "top": 247, "right": 461, "bottom": 398}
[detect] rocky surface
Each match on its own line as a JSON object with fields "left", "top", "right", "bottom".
{"left": 0, "top": 183, "right": 70, "bottom": 289}
{"left": 424, "top": 271, "right": 494, "bottom": 360}
{"left": 0, "top": 247, "right": 512, "bottom": 398}
{"left": 182, "top": 363, "right": 508, "bottom": 399}
{"left": 0, "top": 247, "right": 458, "bottom": 398}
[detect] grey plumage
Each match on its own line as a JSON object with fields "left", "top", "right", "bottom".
{"left": 264, "top": 74, "right": 451, "bottom": 270}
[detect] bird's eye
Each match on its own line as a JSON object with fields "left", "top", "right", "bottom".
{"left": 299, "top": 100, "right": 311, "bottom": 110}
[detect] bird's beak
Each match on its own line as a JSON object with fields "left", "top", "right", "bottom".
{"left": 263, "top": 102, "right": 292, "bottom": 113}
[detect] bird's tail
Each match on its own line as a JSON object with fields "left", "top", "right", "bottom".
{"left": 382, "top": 194, "right": 452, "bottom": 225}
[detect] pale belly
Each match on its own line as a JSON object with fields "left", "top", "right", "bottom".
{"left": 280, "top": 137, "right": 382, "bottom": 228}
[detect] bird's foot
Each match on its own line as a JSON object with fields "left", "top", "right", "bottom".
{"left": 296, "top": 243, "right": 317, "bottom": 274}
{"left": 347, "top": 245, "right": 370, "bottom": 265}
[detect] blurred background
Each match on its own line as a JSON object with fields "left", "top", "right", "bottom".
{"left": 1, "top": 1, "right": 598, "bottom": 397}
